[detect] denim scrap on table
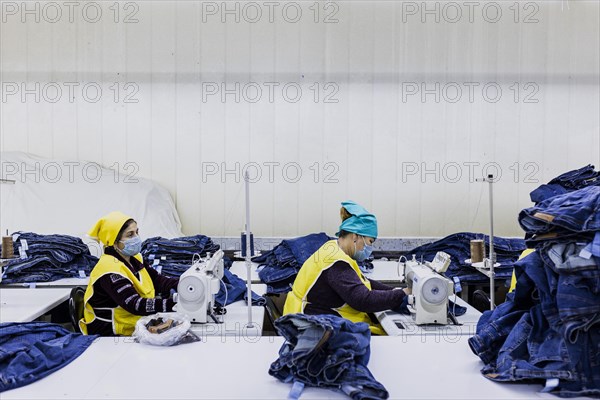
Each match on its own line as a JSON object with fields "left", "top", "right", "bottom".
{"left": 0, "top": 322, "right": 98, "bottom": 392}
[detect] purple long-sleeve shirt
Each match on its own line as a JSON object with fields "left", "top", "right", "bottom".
{"left": 304, "top": 260, "right": 406, "bottom": 317}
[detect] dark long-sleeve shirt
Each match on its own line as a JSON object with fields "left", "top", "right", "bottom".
{"left": 86, "top": 248, "right": 179, "bottom": 336}
{"left": 304, "top": 261, "right": 406, "bottom": 317}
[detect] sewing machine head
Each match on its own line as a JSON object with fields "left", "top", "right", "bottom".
{"left": 405, "top": 252, "right": 453, "bottom": 325}
{"left": 176, "top": 250, "right": 224, "bottom": 323}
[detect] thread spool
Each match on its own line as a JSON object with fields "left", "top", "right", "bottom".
{"left": 2, "top": 236, "right": 14, "bottom": 259}
{"left": 241, "top": 232, "right": 254, "bottom": 257}
{"left": 470, "top": 239, "right": 485, "bottom": 263}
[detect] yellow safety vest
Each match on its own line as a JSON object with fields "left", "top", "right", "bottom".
{"left": 79, "top": 254, "right": 155, "bottom": 336}
{"left": 284, "top": 240, "right": 386, "bottom": 335}
{"left": 509, "top": 248, "right": 535, "bottom": 292}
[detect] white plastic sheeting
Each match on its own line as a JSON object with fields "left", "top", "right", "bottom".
{"left": 0, "top": 152, "right": 183, "bottom": 257}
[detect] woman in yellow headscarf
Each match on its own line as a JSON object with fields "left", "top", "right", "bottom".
{"left": 284, "top": 201, "right": 410, "bottom": 335}
{"left": 80, "top": 211, "right": 179, "bottom": 336}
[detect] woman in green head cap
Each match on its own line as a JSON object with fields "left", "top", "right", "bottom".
{"left": 284, "top": 201, "right": 411, "bottom": 335}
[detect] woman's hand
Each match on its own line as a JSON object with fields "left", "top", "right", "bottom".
{"left": 402, "top": 287, "right": 412, "bottom": 296}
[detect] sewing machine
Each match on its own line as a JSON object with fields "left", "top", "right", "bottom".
{"left": 405, "top": 252, "right": 453, "bottom": 325}
{"left": 176, "top": 250, "right": 224, "bottom": 323}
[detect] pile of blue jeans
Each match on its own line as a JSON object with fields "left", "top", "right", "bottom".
{"left": 253, "top": 233, "right": 332, "bottom": 294}
{"left": 269, "top": 313, "right": 389, "bottom": 400}
{"left": 469, "top": 187, "right": 600, "bottom": 397}
{"left": 1, "top": 232, "right": 98, "bottom": 283}
{"left": 254, "top": 233, "right": 373, "bottom": 295}
{"left": 141, "top": 235, "right": 264, "bottom": 306}
{"left": 0, "top": 322, "right": 98, "bottom": 392}
{"left": 403, "top": 232, "right": 527, "bottom": 284}
{"left": 141, "top": 235, "right": 221, "bottom": 276}
{"left": 530, "top": 164, "right": 600, "bottom": 204}
{"left": 520, "top": 185, "right": 600, "bottom": 247}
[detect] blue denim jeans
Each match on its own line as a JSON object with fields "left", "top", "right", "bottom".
{"left": 530, "top": 165, "right": 599, "bottom": 204}
{"left": 2, "top": 232, "right": 98, "bottom": 283}
{"left": 270, "top": 313, "right": 389, "bottom": 400}
{"left": 215, "top": 268, "right": 266, "bottom": 307}
{"left": 519, "top": 186, "right": 600, "bottom": 238}
{"left": 142, "top": 235, "right": 221, "bottom": 263}
{"left": 469, "top": 247, "right": 600, "bottom": 397}
{"left": 0, "top": 322, "right": 98, "bottom": 392}
{"left": 530, "top": 184, "right": 570, "bottom": 204}
{"left": 404, "top": 232, "right": 526, "bottom": 284}
{"left": 548, "top": 165, "right": 600, "bottom": 190}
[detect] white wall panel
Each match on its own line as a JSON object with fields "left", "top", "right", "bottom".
{"left": 1, "top": 0, "right": 598, "bottom": 238}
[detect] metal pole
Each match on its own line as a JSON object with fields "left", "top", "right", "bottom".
{"left": 245, "top": 171, "right": 254, "bottom": 328}
{"left": 488, "top": 174, "right": 495, "bottom": 310}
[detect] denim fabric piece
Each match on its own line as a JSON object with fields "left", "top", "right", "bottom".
{"left": 404, "top": 232, "right": 526, "bottom": 284}
{"left": 468, "top": 247, "right": 600, "bottom": 397}
{"left": 519, "top": 186, "right": 600, "bottom": 239}
{"left": 1, "top": 232, "right": 98, "bottom": 283}
{"left": 0, "top": 322, "right": 98, "bottom": 392}
{"left": 270, "top": 313, "right": 389, "bottom": 400}
{"left": 215, "top": 268, "right": 266, "bottom": 307}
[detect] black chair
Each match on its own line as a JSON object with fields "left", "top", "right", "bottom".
{"left": 68, "top": 287, "right": 85, "bottom": 333}
{"left": 263, "top": 294, "right": 283, "bottom": 335}
{"left": 472, "top": 289, "right": 492, "bottom": 313}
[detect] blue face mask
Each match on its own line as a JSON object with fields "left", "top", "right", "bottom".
{"left": 353, "top": 236, "right": 373, "bottom": 262}
{"left": 118, "top": 236, "right": 142, "bottom": 256}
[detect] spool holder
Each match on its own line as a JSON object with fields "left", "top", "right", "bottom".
{"left": 475, "top": 174, "right": 496, "bottom": 311}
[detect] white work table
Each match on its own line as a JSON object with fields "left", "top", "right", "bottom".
{"left": 0, "top": 287, "right": 71, "bottom": 323}
{"left": 1, "top": 335, "right": 571, "bottom": 400}
{"left": 230, "top": 261, "right": 262, "bottom": 283}
{"left": 1, "top": 277, "right": 90, "bottom": 288}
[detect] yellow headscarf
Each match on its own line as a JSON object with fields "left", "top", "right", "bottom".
{"left": 88, "top": 211, "right": 133, "bottom": 247}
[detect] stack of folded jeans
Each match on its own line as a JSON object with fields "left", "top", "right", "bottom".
{"left": 141, "top": 235, "right": 264, "bottom": 306}
{"left": 520, "top": 185, "right": 599, "bottom": 247}
{"left": 530, "top": 164, "right": 600, "bottom": 204}
{"left": 403, "top": 232, "right": 526, "bottom": 284}
{"left": 254, "top": 233, "right": 374, "bottom": 295}
{"left": 141, "top": 235, "right": 221, "bottom": 276}
{"left": 469, "top": 187, "right": 600, "bottom": 397}
{"left": 1, "top": 232, "right": 98, "bottom": 283}
{"left": 253, "top": 233, "right": 332, "bottom": 294}
{"left": 0, "top": 321, "right": 98, "bottom": 392}
{"left": 269, "top": 313, "right": 389, "bottom": 400}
